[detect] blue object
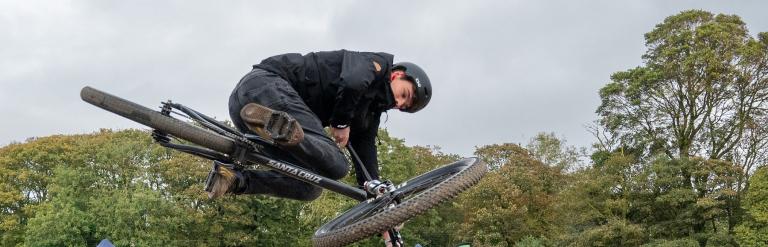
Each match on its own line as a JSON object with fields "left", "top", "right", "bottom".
{"left": 96, "top": 239, "right": 114, "bottom": 247}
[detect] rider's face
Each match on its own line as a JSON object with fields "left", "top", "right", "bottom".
{"left": 391, "top": 77, "right": 415, "bottom": 110}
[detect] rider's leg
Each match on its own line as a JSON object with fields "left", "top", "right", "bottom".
{"left": 207, "top": 144, "right": 323, "bottom": 201}
{"left": 230, "top": 69, "right": 349, "bottom": 179}
{"left": 237, "top": 169, "right": 323, "bottom": 201}
{"left": 218, "top": 69, "right": 349, "bottom": 200}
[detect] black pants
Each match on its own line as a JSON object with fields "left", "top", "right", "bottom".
{"left": 228, "top": 68, "right": 349, "bottom": 201}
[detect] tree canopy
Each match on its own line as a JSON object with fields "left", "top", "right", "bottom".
{"left": 595, "top": 10, "right": 767, "bottom": 246}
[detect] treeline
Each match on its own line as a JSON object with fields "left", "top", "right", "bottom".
{"left": 2, "top": 10, "right": 768, "bottom": 247}
{"left": 0, "top": 129, "right": 563, "bottom": 246}
{"left": 0, "top": 130, "right": 764, "bottom": 247}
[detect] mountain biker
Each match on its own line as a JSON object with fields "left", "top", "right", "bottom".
{"left": 207, "top": 50, "right": 432, "bottom": 201}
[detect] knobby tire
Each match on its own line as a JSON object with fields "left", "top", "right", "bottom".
{"left": 80, "top": 86, "right": 235, "bottom": 155}
{"left": 312, "top": 157, "right": 487, "bottom": 247}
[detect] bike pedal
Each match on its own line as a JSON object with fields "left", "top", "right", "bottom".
{"left": 266, "top": 112, "right": 297, "bottom": 140}
{"left": 204, "top": 167, "right": 216, "bottom": 192}
{"left": 204, "top": 161, "right": 235, "bottom": 192}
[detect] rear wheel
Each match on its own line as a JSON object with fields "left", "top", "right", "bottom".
{"left": 80, "top": 86, "right": 235, "bottom": 154}
{"left": 312, "top": 158, "right": 487, "bottom": 247}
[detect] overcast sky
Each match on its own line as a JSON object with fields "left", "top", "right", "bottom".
{"left": 1, "top": 0, "right": 767, "bottom": 157}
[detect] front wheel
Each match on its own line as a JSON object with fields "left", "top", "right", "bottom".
{"left": 312, "top": 157, "right": 487, "bottom": 247}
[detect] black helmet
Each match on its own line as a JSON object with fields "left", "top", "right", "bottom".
{"left": 393, "top": 62, "right": 431, "bottom": 113}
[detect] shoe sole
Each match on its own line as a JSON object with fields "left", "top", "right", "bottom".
{"left": 240, "top": 103, "right": 304, "bottom": 146}
{"left": 207, "top": 163, "right": 236, "bottom": 199}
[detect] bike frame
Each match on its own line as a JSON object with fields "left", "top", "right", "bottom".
{"left": 155, "top": 101, "right": 372, "bottom": 202}
{"left": 241, "top": 151, "right": 369, "bottom": 201}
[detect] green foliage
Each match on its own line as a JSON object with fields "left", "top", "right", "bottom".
{"left": 735, "top": 167, "right": 768, "bottom": 246}
{"left": 514, "top": 236, "right": 548, "bottom": 247}
{"left": 559, "top": 153, "right": 640, "bottom": 245}
{"left": 1, "top": 134, "right": 83, "bottom": 246}
{"left": 641, "top": 238, "right": 699, "bottom": 247}
{"left": 575, "top": 217, "right": 645, "bottom": 247}
{"left": 0, "top": 126, "right": 590, "bottom": 246}
{"left": 597, "top": 9, "right": 768, "bottom": 161}
{"left": 24, "top": 166, "right": 99, "bottom": 247}
{"left": 526, "top": 132, "right": 582, "bottom": 171}
{"left": 0, "top": 130, "right": 321, "bottom": 246}
{"left": 560, "top": 150, "right": 742, "bottom": 246}
{"left": 0, "top": 128, "right": 577, "bottom": 246}
{"left": 592, "top": 9, "right": 767, "bottom": 247}
{"left": 451, "top": 143, "right": 567, "bottom": 246}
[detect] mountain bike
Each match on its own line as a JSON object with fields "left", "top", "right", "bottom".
{"left": 80, "top": 86, "right": 487, "bottom": 247}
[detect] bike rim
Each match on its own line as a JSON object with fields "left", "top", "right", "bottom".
{"left": 316, "top": 160, "right": 473, "bottom": 234}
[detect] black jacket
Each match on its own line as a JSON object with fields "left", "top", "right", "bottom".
{"left": 254, "top": 50, "right": 396, "bottom": 184}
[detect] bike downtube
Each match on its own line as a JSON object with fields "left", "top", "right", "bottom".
{"left": 246, "top": 152, "right": 368, "bottom": 201}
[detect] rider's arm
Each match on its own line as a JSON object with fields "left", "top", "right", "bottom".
{"left": 329, "top": 51, "right": 379, "bottom": 129}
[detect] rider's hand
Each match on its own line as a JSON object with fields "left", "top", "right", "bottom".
{"left": 382, "top": 223, "right": 404, "bottom": 247}
{"left": 382, "top": 231, "right": 393, "bottom": 247}
{"left": 331, "top": 126, "right": 350, "bottom": 147}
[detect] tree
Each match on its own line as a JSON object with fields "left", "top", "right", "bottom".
{"left": 452, "top": 143, "right": 567, "bottom": 246}
{"left": 526, "top": 132, "right": 584, "bottom": 171}
{"left": 596, "top": 10, "right": 768, "bottom": 245}
{"left": 0, "top": 135, "right": 80, "bottom": 246}
{"left": 24, "top": 166, "right": 99, "bottom": 247}
{"left": 1, "top": 130, "right": 323, "bottom": 246}
{"left": 558, "top": 152, "right": 647, "bottom": 246}
{"left": 562, "top": 145, "right": 742, "bottom": 246}
{"left": 598, "top": 10, "right": 768, "bottom": 162}
{"left": 734, "top": 167, "right": 768, "bottom": 246}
